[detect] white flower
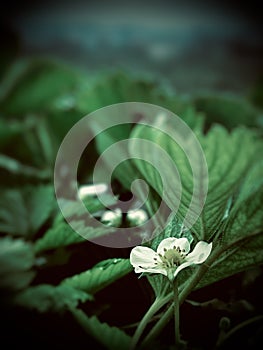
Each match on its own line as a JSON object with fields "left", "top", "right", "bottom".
{"left": 130, "top": 237, "right": 212, "bottom": 280}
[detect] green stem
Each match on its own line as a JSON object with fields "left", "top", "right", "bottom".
{"left": 142, "top": 246, "right": 224, "bottom": 347}
{"left": 173, "top": 278, "right": 181, "bottom": 348}
{"left": 130, "top": 295, "right": 168, "bottom": 350}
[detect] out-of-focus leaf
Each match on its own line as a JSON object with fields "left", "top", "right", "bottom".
{"left": 0, "top": 154, "right": 50, "bottom": 179}
{"left": 61, "top": 258, "right": 132, "bottom": 294}
{"left": 14, "top": 284, "right": 92, "bottom": 312}
{"left": 0, "top": 119, "right": 22, "bottom": 148}
{"left": 0, "top": 237, "right": 35, "bottom": 291}
{"left": 0, "top": 185, "right": 55, "bottom": 236}
{"left": 71, "top": 309, "right": 131, "bottom": 350}
{"left": 34, "top": 221, "right": 113, "bottom": 253}
{"left": 0, "top": 59, "right": 81, "bottom": 114}
{"left": 56, "top": 194, "right": 117, "bottom": 221}
{"left": 193, "top": 94, "right": 259, "bottom": 130}
{"left": 77, "top": 73, "right": 196, "bottom": 190}
{"left": 34, "top": 221, "right": 85, "bottom": 253}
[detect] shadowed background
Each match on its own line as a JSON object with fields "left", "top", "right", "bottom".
{"left": 1, "top": 0, "right": 262, "bottom": 93}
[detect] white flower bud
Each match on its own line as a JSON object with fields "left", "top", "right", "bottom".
{"left": 78, "top": 183, "right": 108, "bottom": 199}
{"left": 126, "top": 209, "right": 148, "bottom": 227}
{"left": 101, "top": 208, "right": 122, "bottom": 227}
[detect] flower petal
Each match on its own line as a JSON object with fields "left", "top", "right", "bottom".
{"left": 173, "top": 261, "right": 194, "bottom": 279}
{"left": 186, "top": 241, "right": 212, "bottom": 264}
{"left": 157, "top": 237, "right": 190, "bottom": 255}
{"left": 130, "top": 246, "right": 158, "bottom": 269}
{"left": 174, "top": 238, "right": 191, "bottom": 254}
{"left": 157, "top": 238, "right": 178, "bottom": 255}
{"left": 134, "top": 265, "right": 168, "bottom": 276}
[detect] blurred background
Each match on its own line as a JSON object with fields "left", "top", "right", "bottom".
{"left": 1, "top": 0, "right": 262, "bottom": 94}
{"left": 1, "top": 1, "right": 263, "bottom": 349}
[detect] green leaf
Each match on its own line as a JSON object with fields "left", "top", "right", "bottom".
{"left": 71, "top": 309, "right": 131, "bottom": 350}
{"left": 76, "top": 72, "right": 195, "bottom": 119}
{"left": 196, "top": 233, "right": 263, "bottom": 290}
{"left": 34, "top": 193, "right": 117, "bottom": 253}
{"left": 222, "top": 159, "right": 263, "bottom": 243}
{"left": 0, "top": 154, "right": 50, "bottom": 179}
{"left": 61, "top": 258, "right": 132, "bottom": 294}
{"left": 0, "top": 59, "right": 81, "bottom": 114}
{"left": 0, "top": 119, "right": 22, "bottom": 148}
{"left": 0, "top": 185, "right": 55, "bottom": 236}
{"left": 0, "top": 237, "right": 35, "bottom": 291}
{"left": 78, "top": 73, "right": 197, "bottom": 189}
{"left": 194, "top": 94, "right": 259, "bottom": 130}
{"left": 33, "top": 221, "right": 85, "bottom": 253}
{"left": 34, "top": 221, "right": 113, "bottom": 253}
{"left": 130, "top": 120, "right": 262, "bottom": 241}
{"left": 14, "top": 284, "right": 92, "bottom": 312}
{"left": 56, "top": 195, "right": 117, "bottom": 220}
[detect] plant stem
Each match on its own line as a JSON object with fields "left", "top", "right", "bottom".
{"left": 130, "top": 296, "right": 168, "bottom": 350}
{"left": 142, "top": 246, "right": 224, "bottom": 347}
{"left": 173, "top": 278, "right": 181, "bottom": 348}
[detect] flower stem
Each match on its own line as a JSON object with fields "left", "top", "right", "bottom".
{"left": 130, "top": 296, "right": 168, "bottom": 349}
{"left": 173, "top": 278, "right": 181, "bottom": 348}
{"left": 142, "top": 246, "right": 224, "bottom": 347}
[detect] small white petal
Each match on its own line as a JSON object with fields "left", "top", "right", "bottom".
{"left": 134, "top": 265, "right": 167, "bottom": 276}
{"left": 174, "top": 238, "right": 191, "bottom": 254}
{"left": 157, "top": 237, "right": 190, "bottom": 255}
{"left": 130, "top": 246, "right": 158, "bottom": 269}
{"left": 157, "top": 237, "right": 179, "bottom": 255}
{"left": 173, "top": 261, "right": 194, "bottom": 279}
{"left": 130, "top": 245, "right": 167, "bottom": 275}
{"left": 186, "top": 241, "right": 212, "bottom": 264}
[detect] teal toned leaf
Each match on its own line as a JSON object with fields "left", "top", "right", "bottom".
{"left": 194, "top": 94, "right": 259, "bottom": 130}
{"left": 0, "top": 154, "right": 49, "bottom": 179}
{"left": 71, "top": 309, "right": 131, "bottom": 350}
{"left": 0, "top": 237, "right": 35, "bottom": 291}
{"left": 76, "top": 73, "right": 158, "bottom": 113}
{"left": 56, "top": 194, "right": 117, "bottom": 220}
{"left": 34, "top": 222, "right": 86, "bottom": 253}
{"left": 61, "top": 258, "right": 132, "bottom": 294}
{"left": 78, "top": 73, "right": 197, "bottom": 189}
{"left": 0, "top": 119, "right": 22, "bottom": 148}
{"left": 14, "top": 284, "right": 92, "bottom": 312}
{"left": 222, "top": 160, "right": 263, "bottom": 243}
{"left": 34, "top": 221, "right": 113, "bottom": 253}
{"left": 0, "top": 59, "right": 81, "bottom": 114}
{"left": 196, "top": 233, "right": 263, "bottom": 290}
{"left": 130, "top": 120, "right": 262, "bottom": 241}
{"left": 0, "top": 185, "right": 55, "bottom": 236}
